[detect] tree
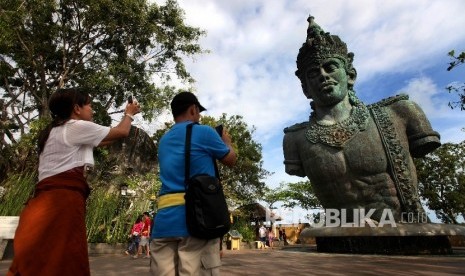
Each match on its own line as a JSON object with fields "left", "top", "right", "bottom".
{"left": 207, "top": 114, "right": 270, "bottom": 206}
{"left": 261, "top": 184, "right": 290, "bottom": 225}
{"left": 260, "top": 180, "right": 322, "bottom": 222}
{"left": 447, "top": 50, "right": 465, "bottom": 71}
{"left": 273, "top": 180, "right": 321, "bottom": 221}
{"left": 262, "top": 184, "right": 286, "bottom": 210}
{"left": 414, "top": 142, "right": 465, "bottom": 224}
{"left": 152, "top": 113, "right": 270, "bottom": 206}
{"left": 0, "top": 0, "right": 207, "bottom": 242}
{"left": 0, "top": 0, "right": 205, "bottom": 176}
{"left": 446, "top": 50, "right": 465, "bottom": 110}
{"left": 280, "top": 180, "right": 321, "bottom": 211}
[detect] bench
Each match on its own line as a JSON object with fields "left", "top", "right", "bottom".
{"left": 0, "top": 216, "right": 19, "bottom": 260}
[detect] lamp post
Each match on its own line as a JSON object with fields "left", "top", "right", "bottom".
{"left": 120, "top": 184, "right": 128, "bottom": 197}
{"left": 117, "top": 184, "right": 129, "bottom": 219}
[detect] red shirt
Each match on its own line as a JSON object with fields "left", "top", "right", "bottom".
{"left": 142, "top": 217, "right": 152, "bottom": 237}
{"left": 130, "top": 222, "right": 144, "bottom": 235}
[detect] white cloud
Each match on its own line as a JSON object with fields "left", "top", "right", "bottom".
{"left": 177, "top": 0, "right": 465, "bottom": 129}
{"left": 398, "top": 76, "right": 441, "bottom": 115}
{"left": 396, "top": 76, "right": 465, "bottom": 143}
{"left": 160, "top": 0, "right": 465, "bottom": 194}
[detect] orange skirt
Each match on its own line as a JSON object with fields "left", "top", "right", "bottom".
{"left": 8, "top": 168, "right": 91, "bottom": 276}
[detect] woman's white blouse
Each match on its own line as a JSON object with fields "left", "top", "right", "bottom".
{"left": 38, "top": 120, "right": 110, "bottom": 181}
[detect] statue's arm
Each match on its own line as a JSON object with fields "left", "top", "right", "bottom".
{"left": 392, "top": 100, "right": 441, "bottom": 157}
{"left": 283, "top": 124, "right": 306, "bottom": 177}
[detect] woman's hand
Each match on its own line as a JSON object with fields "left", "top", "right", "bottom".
{"left": 125, "top": 100, "right": 141, "bottom": 116}
{"left": 100, "top": 99, "right": 142, "bottom": 144}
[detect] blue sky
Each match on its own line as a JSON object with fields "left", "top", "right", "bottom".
{"left": 154, "top": 0, "right": 465, "bottom": 223}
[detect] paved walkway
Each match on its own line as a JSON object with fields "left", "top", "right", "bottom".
{"left": 1, "top": 246, "right": 465, "bottom": 275}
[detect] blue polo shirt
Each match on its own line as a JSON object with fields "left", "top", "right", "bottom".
{"left": 152, "top": 121, "right": 230, "bottom": 238}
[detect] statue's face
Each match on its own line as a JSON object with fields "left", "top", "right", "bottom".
{"left": 304, "top": 57, "right": 350, "bottom": 107}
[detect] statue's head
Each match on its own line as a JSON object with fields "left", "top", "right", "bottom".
{"left": 296, "top": 16, "right": 357, "bottom": 100}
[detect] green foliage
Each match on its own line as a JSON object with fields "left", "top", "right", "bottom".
{"left": 0, "top": 171, "right": 37, "bottom": 215}
{"left": 0, "top": 0, "right": 202, "bottom": 242}
{"left": 201, "top": 114, "right": 271, "bottom": 206}
{"left": 85, "top": 171, "right": 160, "bottom": 243}
{"left": 85, "top": 186, "right": 150, "bottom": 244}
{"left": 86, "top": 187, "right": 127, "bottom": 243}
{"left": 447, "top": 50, "right": 465, "bottom": 71}
{"left": 261, "top": 180, "right": 321, "bottom": 223}
{"left": 0, "top": 0, "right": 206, "bottom": 150}
{"left": 262, "top": 184, "right": 287, "bottom": 209}
{"left": 0, "top": 169, "right": 154, "bottom": 243}
{"left": 126, "top": 172, "right": 161, "bottom": 197}
{"left": 278, "top": 180, "right": 321, "bottom": 211}
{"left": 446, "top": 50, "right": 465, "bottom": 110}
{"left": 231, "top": 218, "right": 256, "bottom": 242}
{"left": 0, "top": 118, "right": 49, "bottom": 181}
{"left": 414, "top": 141, "right": 465, "bottom": 224}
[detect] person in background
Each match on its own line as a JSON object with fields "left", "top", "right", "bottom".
{"left": 258, "top": 224, "right": 267, "bottom": 249}
{"left": 126, "top": 215, "right": 144, "bottom": 257}
{"left": 7, "top": 87, "right": 140, "bottom": 276}
{"left": 268, "top": 227, "right": 275, "bottom": 249}
{"left": 150, "top": 91, "right": 237, "bottom": 275}
{"left": 219, "top": 236, "right": 224, "bottom": 259}
{"left": 136, "top": 211, "right": 152, "bottom": 259}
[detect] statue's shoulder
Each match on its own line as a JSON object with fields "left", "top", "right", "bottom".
{"left": 283, "top": 122, "right": 308, "bottom": 133}
{"left": 368, "top": 93, "right": 409, "bottom": 109}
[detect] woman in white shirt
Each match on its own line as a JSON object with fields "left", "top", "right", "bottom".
{"left": 8, "top": 88, "right": 140, "bottom": 276}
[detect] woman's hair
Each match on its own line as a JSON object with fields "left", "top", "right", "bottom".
{"left": 135, "top": 215, "right": 143, "bottom": 224}
{"left": 37, "top": 88, "right": 91, "bottom": 154}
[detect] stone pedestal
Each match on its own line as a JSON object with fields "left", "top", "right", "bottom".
{"left": 299, "top": 223, "right": 465, "bottom": 255}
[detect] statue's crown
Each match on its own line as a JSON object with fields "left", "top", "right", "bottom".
{"left": 296, "top": 16, "right": 353, "bottom": 77}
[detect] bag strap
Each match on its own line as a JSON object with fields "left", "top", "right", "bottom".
{"left": 184, "top": 123, "right": 220, "bottom": 187}
{"left": 184, "top": 123, "right": 195, "bottom": 185}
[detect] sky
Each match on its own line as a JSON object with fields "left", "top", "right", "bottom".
{"left": 153, "top": 0, "right": 465, "bottom": 223}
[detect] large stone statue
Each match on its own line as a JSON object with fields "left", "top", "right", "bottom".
{"left": 283, "top": 16, "right": 441, "bottom": 224}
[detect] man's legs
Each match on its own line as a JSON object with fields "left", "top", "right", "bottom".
{"left": 150, "top": 237, "right": 221, "bottom": 276}
{"left": 178, "top": 237, "right": 221, "bottom": 276}
{"left": 150, "top": 238, "right": 179, "bottom": 276}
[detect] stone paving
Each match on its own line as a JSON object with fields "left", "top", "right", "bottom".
{"left": 1, "top": 245, "right": 465, "bottom": 275}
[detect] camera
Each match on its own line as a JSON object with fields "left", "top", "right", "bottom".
{"left": 127, "top": 95, "right": 133, "bottom": 104}
{"left": 215, "top": 125, "right": 223, "bottom": 137}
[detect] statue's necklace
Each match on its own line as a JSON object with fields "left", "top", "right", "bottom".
{"left": 306, "top": 103, "right": 370, "bottom": 147}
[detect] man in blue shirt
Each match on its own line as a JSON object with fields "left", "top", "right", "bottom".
{"left": 150, "top": 91, "right": 237, "bottom": 275}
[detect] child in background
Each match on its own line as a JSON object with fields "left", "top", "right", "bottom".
{"left": 125, "top": 215, "right": 144, "bottom": 257}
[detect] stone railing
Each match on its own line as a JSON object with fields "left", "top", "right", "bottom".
{"left": 0, "top": 216, "right": 19, "bottom": 260}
